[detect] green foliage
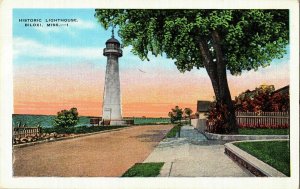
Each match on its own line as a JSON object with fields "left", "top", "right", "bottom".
{"left": 130, "top": 117, "right": 171, "bottom": 125}
{"left": 95, "top": 9, "right": 289, "bottom": 75}
{"left": 184, "top": 108, "right": 193, "bottom": 118}
{"left": 42, "top": 125, "right": 126, "bottom": 134}
{"left": 234, "top": 141, "right": 290, "bottom": 176}
{"left": 166, "top": 123, "right": 182, "bottom": 138}
{"left": 184, "top": 107, "right": 193, "bottom": 125}
{"left": 206, "top": 102, "right": 233, "bottom": 134}
{"left": 235, "top": 85, "right": 289, "bottom": 112}
{"left": 122, "top": 162, "right": 164, "bottom": 177}
{"left": 53, "top": 107, "right": 79, "bottom": 128}
{"left": 95, "top": 9, "right": 288, "bottom": 134}
{"left": 42, "top": 126, "right": 75, "bottom": 134}
{"left": 239, "top": 128, "right": 289, "bottom": 135}
{"left": 168, "top": 106, "right": 183, "bottom": 123}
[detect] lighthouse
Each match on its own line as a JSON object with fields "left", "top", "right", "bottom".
{"left": 102, "top": 31, "right": 125, "bottom": 125}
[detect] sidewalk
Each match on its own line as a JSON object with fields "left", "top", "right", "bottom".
{"left": 143, "top": 125, "right": 253, "bottom": 177}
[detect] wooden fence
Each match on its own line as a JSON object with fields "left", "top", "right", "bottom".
{"left": 235, "top": 112, "right": 289, "bottom": 128}
{"left": 13, "top": 126, "right": 41, "bottom": 139}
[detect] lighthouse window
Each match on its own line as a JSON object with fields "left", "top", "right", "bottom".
{"left": 107, "top": 43, "right": 120, "bottom": 49}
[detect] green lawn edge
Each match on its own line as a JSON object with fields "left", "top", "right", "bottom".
{"left": 165, "top": 124, "right": 182, "bottom": 138}
{"left": 238, "top": 128, "right": 289, "bottom": 135}
{"left": 42, "top": 125, "right": 127, "bottom": 134}
{"left": 122, "top": 162, "right": 164, "bottom": 177}
{"left": 234, "top": 141, "right": 290, "bottom": 176}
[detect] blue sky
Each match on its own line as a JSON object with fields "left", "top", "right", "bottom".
{"left": 13, "top": 9, "right": 290, "bottom": 116}
{"left": 13, "top": 8, "right": 290, "bottom": 71}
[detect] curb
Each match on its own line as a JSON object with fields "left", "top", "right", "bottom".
{"left": 204, "top": 131, "right": 289, "bottom": 141}
{"left": 224, "top": 139, "right": 288, "bottom": 177}
{"left": 158, "top": 162, "right": 173, "bottom": 177}
{"left": 13, "top": 126, "right": 131, "bottom": 148}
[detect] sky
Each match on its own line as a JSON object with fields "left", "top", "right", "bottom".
{"left": 13, "top": 9, "right": 290, "bottom": 117}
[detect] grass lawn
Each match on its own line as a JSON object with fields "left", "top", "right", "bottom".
{"left": 239, "top": 128, "right": 289, "bottom": 135}
{"left": 166, "top": 124, "right": 182, "bottom": 138}
{"left": 122, "top": 162, "right": 164, "bottom": 177}
{"left": 42, "top": 125, "right": 127, "bottom": 134}
{"left": 234, "top": 141, "right": 290, "bottom": 176}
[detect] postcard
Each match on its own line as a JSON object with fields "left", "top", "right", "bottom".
{"left": 0, "top": 0, "right": 299, "bottom": 189}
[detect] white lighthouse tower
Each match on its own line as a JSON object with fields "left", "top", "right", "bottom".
{"left": 102, "top": 31, "right": 125, "bottom": 125}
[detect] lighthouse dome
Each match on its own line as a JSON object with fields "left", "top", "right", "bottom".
{"left": 105, "top": 37, "right": 120, "bottom": 45}
{"left": 103, "top": 36, "right": 122, "bottom": 57}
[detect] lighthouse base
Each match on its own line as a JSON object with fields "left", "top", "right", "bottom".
{"left": 110, "top": 120, "right": 127, "bottom": 126}
{"left": 101, "top": 119, "right": 127, "bottom": 126}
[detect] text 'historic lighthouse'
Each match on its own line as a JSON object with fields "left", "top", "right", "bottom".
{"left": 102, "top": 30, "right": 125, "bottom": 125}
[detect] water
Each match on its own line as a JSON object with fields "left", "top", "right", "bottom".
{"left": 12, "top": 114, "right": 94, "bottom": 128}
{"left": 12, "top": 114, "right": 171, "bottom": 128}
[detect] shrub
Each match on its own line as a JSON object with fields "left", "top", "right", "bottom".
{"left": 54, "top": 107, "right": 79, "bottom": 128}
{"left": 184, "top": 108, "right": 193, "bottom": 125}
{"left": 235, "top": 85, "right": 289, "bottom": 112}
{"left": 42, "top": 125, "right": 126, "bottom": 134}
{"left": 168, "top": 106, "right": 183, "bottom": 123}
{"left": 42, "top": 127, "right": 75, "bottom": 134}
{"left": 206, "top": 102, "right": 233, "bottom": 134}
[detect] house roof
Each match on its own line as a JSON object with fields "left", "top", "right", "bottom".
{"left": 272, "top": 85, "right": 289, "bottom": 95}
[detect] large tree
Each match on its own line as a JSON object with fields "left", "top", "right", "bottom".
{"left": 95, "top": 10, "right": 289, "bottom": 133}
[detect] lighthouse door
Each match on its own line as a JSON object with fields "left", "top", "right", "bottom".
{"left": 104, "top": 108, "right": 112, "bottom": 121}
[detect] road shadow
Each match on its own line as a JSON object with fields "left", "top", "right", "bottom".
{"left": 131, "top": 129, "right": 168, "bottom": 143}
{"left": 156, "top": 138, "right": 189, "bottom": 148}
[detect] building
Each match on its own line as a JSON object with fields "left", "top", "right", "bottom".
{"left": 197, "top": 100, "right": 212, "bottom": 119}
{"left": 101, "top": 32, "right": 126, "bottom": 125}
{"left": 272, "top": 85, "right": 289, "bottom": 95}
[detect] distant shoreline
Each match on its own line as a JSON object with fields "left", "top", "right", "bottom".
{"left": 12, "top": 114, "right": 169, "bottom": 119}
{"left": 12, "top": 114, "right": 171, "bottom": 128}
{"left": 12, "top": 113, "right": 101, "bottom": 118}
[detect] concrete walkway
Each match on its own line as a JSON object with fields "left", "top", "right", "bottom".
{"left": 144, "top": 125, "right": 253, "bottom": 177}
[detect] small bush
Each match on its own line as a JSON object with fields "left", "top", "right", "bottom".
{"left": 206, "top": 102, "right": 233, "bottom": 134}
{"left": 54, "top": 107, "right": 79, "bottom": 128}
{"left": 168, "top": 106, "right": 183, "bottom": 123}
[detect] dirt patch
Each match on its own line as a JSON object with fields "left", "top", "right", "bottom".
{"left": 13, "top": 125, "right": 172, "bottom": 177}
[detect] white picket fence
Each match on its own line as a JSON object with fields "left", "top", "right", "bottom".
{"left": 13, "top": 126, "right": 41, "bottom": 138}
{"left": 235, "top": 112, "right": 289, "bottom": 128}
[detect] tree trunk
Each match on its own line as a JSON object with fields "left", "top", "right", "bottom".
{"left": 199, "top": 39, "right": 220, "bottom": 101}
{"left": 211, "top": 31, "right": 238, "bottom": 133}
{"left": 199, "top": 31, "right": 238, "bottom": 134}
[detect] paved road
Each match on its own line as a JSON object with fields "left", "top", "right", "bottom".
{"left": 13, "top": 125, "right": 172, "bottom": 177}
{"left": 144, "top": 125, "right": 253, "bottom": 177}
